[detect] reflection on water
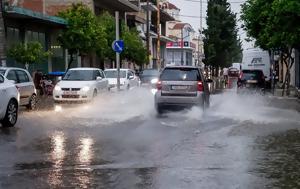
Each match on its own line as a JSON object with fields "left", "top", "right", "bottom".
{"left": 48, "top": 131, "right": 66, "bottom": 187}
{"left": 78, "top": 137, "right": 94, "bottom": 165}
{"left": 76, "top": 137, "right": 94, "bottom": 188}
{"left": 252, "top": 130, "right": 300, "bottom": 188}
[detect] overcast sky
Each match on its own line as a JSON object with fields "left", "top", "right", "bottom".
{"left": 168, "top": 0, "right": 254, "bottom": 49}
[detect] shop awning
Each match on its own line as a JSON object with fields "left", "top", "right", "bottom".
{"left": 4, "top": 6, "right": 67, "bottom": 26}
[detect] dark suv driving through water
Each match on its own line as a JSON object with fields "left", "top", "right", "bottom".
{"left": 154, "top": 66, "right": 210, "bottom": 114}
{"left": 237, "top": 69, "right": 266, "bottom": 94}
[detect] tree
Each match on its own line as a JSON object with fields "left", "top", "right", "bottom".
{"left": 58, "top": 3, "right": 106, "bottom": 70}
{"left": 96, "top": 12, "right": 147, "bottom": 68}
{"left": 7, "top": 41, "right": 51, "bottom": 68}
{"left": 96, "top": 11, "right": 116, "bottom": 69}
{"left": 203, "top": 0, "right": 242, "bottom": 73}
{"left": 241, "top": 0, "right": 300, "bottom": 95}
{"left": 122, "top": 26, "right": 147, "bottom": 66}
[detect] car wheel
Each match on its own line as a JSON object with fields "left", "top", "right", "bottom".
{"left": 156, "top": 104, "right": 164, "bottom": 114}
{"left": 1, "top": 99, "right": 18, "bottom": 127}
{"left": 202, "top": 99, "right": 206, "bottom": 112}
{"left": 93, "top": 90, "right": 97, "bottom": 98}
{"left": 27, "top": 94, "right": 37, "bottom": 110}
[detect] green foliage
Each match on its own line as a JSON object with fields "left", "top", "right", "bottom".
{"left": 7, "top": 41, "right": 51, "bottom": 64}
{"left": 241, "top": 0, "right": 300, "bottom": 95}
{"left": 96, "top": 11, "right": 116, "bottom": 61}
{"left": 58, "top": 4, "right": 146, "bottom": 68}
{"left": 58, "top": 3, "right": 106, "bottom": 57}
{"left": 203, "top": 0, "right": 242, "bottom": 68}
{"left": 241, "top": 0, "right": 300, "bottom": 50}
{"left": 96, "top": 11, "right": 147, "bottom": 66}
{"left": 122, "top": 26, "right": 147, "bottom": 66}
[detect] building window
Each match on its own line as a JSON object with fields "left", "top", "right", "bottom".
{"left": 6, "top": 27, "right": 20, "bottom": 47}
{"left": 26, "top": 30, "right": 46, "bottom": 50}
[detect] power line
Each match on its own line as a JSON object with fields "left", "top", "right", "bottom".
{"left": 178, "top": 14, "right": 206, "bottom": 18}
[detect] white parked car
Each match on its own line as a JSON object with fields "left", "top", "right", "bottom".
{"left": 104, "top": 69, "right": 139, "bottom": 90}
{"left": 0, "top": 74, "right": 20, "bottom": 127}
{"left": 53, "top": 68, "right": 109, "bottom": 102}
{"left": 0, "top": 67, "right": 37, "bottom": 110}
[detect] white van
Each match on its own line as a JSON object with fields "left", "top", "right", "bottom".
{"left": 232, "top": 63, "right": 242, "bottom": 71}
{"left": 242, "top": 48, "right": 271, "bottom": 82}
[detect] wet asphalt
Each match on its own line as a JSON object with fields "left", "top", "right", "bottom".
{"left": 0, "top": 88, "right": 300, "bottom": 189}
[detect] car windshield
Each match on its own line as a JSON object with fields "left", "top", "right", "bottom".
{"left": 160, "top": 68, "right": 201, "bottom": 81}
{"left": 63, "top": 70, "right": 96, "bottom": 81}
{"left": 0, "top": 69, "right": 5, "bottom": 76}
{"left": 104, "top": 70, "right": 126, "bottom": 78}
{"left": 242, "top": 70, "right": 263, "bottom": 80}
{"left": 141, "top": 69, "right": 159, "bottom": 76}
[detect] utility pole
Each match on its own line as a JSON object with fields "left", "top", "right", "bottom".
{"left": 199, "top": 0, "right": 203, "bottom": 68}
{"left": 181, "top": 28, "right": 184, "bottom": 65}
{"left": 0, "top": 0, "right": 6, "bottom": 67}
{"left": 156, "top": 0, "right": 161, "bottom": 69}
{"left": 146, "top": 0, "right": 150, "bottom": 67}
{"left": 115, "top": 11, "right": 120, "bottom": 91}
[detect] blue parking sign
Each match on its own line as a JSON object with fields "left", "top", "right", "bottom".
{"left": 112, "top": 40, "right": 124, "bottom": 53}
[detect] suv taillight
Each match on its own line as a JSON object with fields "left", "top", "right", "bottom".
{"left": 156, "top": 81, "right": 162, "bottom": 90}
{"left": 197, "top": 81, "right": 203, "bottom": 91}
{"left": 239, "top": 72, "right": 243, "bottom": 79}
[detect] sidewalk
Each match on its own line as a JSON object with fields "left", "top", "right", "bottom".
{"left": 266, "top": 94, "right": 300, "bottom": 112}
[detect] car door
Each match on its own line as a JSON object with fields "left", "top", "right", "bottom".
{"left": 100, "top": 71, "right": 108, "bottom": 89}
{"left": 5, "top": 70, "right": 27, "bottom": 104}
{"left": 0, "top": 75, "right": 7, "bottom": 116}
{"left": 15, "top": 70, "right": 32, "bottom": 105}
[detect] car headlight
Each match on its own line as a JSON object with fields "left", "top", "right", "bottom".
{"left": 151, "top": 78, "right": 158, "bottom": 84}
{"left": 81, "top": 86, "right": 90, "bottom": 92}
{"left": 54, "top": 85, "right": 61, "bottom": 91}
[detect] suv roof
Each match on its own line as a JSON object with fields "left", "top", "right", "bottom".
{"left": 164, "top": 65, "right": 200, "bottom": 69}
{"left": 69, "top": 67, "right": 101, "bottom": 71}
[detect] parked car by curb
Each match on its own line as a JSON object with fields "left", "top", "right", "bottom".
{"left": 0, "top": 74, "right": 20, "bottom": 127}
{"left": 0, "top": 67, "right": 37, "bottom": 110}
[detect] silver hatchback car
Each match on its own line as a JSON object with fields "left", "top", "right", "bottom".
{"left": 154, "top": 66, "right": 210, "bottom": 113}
{"left": 0, "top": 67, "right": 37, "bottom": 110}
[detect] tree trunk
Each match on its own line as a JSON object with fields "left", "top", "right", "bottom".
{"left": 0, "top": 0, "right": 6, "bottom": 66}
{"left": 281, "top": 48, "right": 294, "bottom": 96}
{"left": 67, "top": 54, "right": 74, "bottom": 71}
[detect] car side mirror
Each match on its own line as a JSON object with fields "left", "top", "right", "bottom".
{"left": 57, "top": 76, "right": 62, "bottom": 81}
{"left": 129, "top": 75, "right": 134, "bottom": 80}
{"left": 96, "top": 76, "right": 103, "bottom": 81}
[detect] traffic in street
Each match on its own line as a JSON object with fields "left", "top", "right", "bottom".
{"left": 0, "top": 86, "right": 300, "bottom": 188}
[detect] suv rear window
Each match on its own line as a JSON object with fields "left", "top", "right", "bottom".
{"left": 160, "top": 67, "right": 201, "bottom": 81}
{"left": 242, "top": 70, "right": 264, "bottom": 80}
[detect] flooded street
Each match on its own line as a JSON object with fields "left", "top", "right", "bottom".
{"left": 0, "top": 89, "right": 300, "bottom": 188}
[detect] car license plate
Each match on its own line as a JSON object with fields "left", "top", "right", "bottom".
{"left": 172, "top": 85, "right": 188, "bottom": 90}
{"left": 63, "top": 91, "right": 77, "bottom": 95}
{"left": 247, "top": 80, "right": 258, "bottom": 84}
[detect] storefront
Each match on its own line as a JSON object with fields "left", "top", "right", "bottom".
{"left": 3, "top": 5, "right": 67, "bottom": 74}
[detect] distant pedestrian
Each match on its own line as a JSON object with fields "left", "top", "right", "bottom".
{"left": 33, "top": 70, "right": 43, "bottom": 95}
